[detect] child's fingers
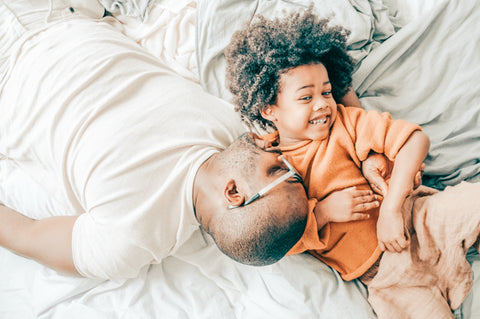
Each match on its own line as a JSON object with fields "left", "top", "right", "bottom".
{"left": 381, "top": 241, "right": 401, "bottom": 253}
{"left": 379, "top": 241, "right": 386, "bottom": 252}
{"left": 350, "top": 212, "right": 370, "bottom": 221}
{"left": 351, "top": 188, "right": 384, "bottom": 200}
{"left": 398, "top": 236, "right": 410, "bottom": 249}
{"left": 381, "top": 237, "right": 410, "bottom": 253}
{"left": 353, "top": 192, "right": 379, "bottom": 202}
{"left": 413, "top": 162, "right": 426, "bottom": 189}
{"left": 352, "top": 201, "right": 379, "bottom": 213}
{"left": 348, "top": 187, "right": 371, "bottom": 195}
{"left": 370, "top": 179, "right": 388, "bottom": 196}
{"left": 352, "top": 192, "right": 380, "bottom": 212}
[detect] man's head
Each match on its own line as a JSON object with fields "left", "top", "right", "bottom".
{"left": 194, "top": 133, "right": 308, "bottom": 266}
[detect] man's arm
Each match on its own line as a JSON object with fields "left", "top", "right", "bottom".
{"left": 0, "top": 204, "right": 79, "bottom": 275}
{"left": 340, "top": 87, "right": 362, "bottom": 108}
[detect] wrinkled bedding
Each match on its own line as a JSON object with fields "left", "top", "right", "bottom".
{"left": 111, "top": 0, "right": 199, "bottom": 82}
{"left": 353, "top": 0, "right": 480, "bottom": 189}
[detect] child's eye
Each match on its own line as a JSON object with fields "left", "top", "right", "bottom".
{"left": 322, "top": 91, "right": 332, "bottom": 96}
{"left": 299, "top": 96, "right": 312, "bottom": 101}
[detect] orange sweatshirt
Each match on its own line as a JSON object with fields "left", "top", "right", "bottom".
{"left": 264, "top": 105, "right": 421, "bottom": 281}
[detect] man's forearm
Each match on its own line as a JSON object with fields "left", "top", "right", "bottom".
{"left": 340, "top": 87, "right": 362, "bottom": 108}
{"left": 0, "top": 204, "right": 79, "bottom": 275}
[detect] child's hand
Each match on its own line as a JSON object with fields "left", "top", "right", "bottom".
{"left": 413, "top": 162, "right": 425, "bottom": 190}
{"left": 362, "top": 153, "right": 392, "bottom": 196}
{"left": 314, "top": 187, "right": 379, "bottom": 229}
{"left": 250, "top": 132, "right": 272, "bottom": 149}
{"left": 250, "top": 132, "right": 279, "bottom": 151}
{"left": 362, "top": 153, "right": 426, "bottom": 196}
{"left": 377, "top": 204, "right": 409, "bottom": 252}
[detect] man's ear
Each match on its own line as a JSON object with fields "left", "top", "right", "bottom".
{"left": 261, "top": 106, "right": 277, "bottom": 122}
{"left": 224, "top": 179, "right": 245, "bottom": 207}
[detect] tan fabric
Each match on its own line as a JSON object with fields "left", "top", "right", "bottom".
{"left": 362, "top": 182, "right": 480, "bottom": 318}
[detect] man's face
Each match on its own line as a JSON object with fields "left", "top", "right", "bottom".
{"left": 249, "top": 150, "right": 307, "bottom": 210}
{"left": 226, "top": 133, "right": 308, "bottom": 218}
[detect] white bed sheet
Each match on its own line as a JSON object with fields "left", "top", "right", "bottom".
{"left": 1, "top": 0, "right": 479, "bottom": 318}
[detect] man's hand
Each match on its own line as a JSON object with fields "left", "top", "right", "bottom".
{"left": 313, "top": 187, "right": 379, "bottom": 229}
{"left": 362, "top": 153, "right": 425, "bottom": 196}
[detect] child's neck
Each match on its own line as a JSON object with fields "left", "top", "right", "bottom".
{"left": 276, "top": 135, "right": 308, "bottom": 148}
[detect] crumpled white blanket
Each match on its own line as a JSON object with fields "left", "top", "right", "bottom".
{"left": 98, "top": 0, "right": 152, "bottom": 20}
{"left": 105, "top": 0, "right": 198, "bottom": 82}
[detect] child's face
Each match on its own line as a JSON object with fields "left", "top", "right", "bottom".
{"left": 262, "top": 63, "right": 337, "bottom": 146}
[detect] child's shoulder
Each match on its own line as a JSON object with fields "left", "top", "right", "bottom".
{"left": 337, "top": 104, "right": 366, "bottom": 121}
{"left": 339, "top": 104, "right": 385, "bottom": 121}
{"left": 338, "top": 104, "right": 365, "bottom": 114}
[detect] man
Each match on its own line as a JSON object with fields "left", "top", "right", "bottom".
{"left": 0, "top": 0, "right": 389, "bottom": 280}
{"left": 0, "top": 1, "right": 310, "bottom": 280}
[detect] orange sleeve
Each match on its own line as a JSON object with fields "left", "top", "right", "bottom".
{"left": 343, "top": 106, "right": 421, "bottom": 161}
{"left": 287, "top": 198, "right": 328, "bottom": 255}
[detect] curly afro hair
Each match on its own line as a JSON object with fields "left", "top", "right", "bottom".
{"left": 225, "top": 9, "right": 354, "bottom": 130}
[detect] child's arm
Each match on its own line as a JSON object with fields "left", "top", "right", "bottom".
{"left": 376, "top": 131, "right": 430, "bottom": 252}
{"left": 0, "top": 204, "right": 79, "bottom": 275}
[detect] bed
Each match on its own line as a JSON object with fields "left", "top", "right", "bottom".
{"left": 0, "top": 0, "right": 479, "bottom": 318}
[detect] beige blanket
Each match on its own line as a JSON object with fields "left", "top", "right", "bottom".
{"left": 363, "top": 182, "right": 480, "bottom": 318}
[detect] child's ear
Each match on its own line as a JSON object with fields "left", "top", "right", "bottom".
{"left": 261, "top": 106, "right": 277, "bottom": 122}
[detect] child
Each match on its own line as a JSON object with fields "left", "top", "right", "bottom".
{"left": 225, "top": 9, "right": 480, "bottom": 318}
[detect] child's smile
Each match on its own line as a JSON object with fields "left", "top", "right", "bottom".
{"left": 261, "top": 63, "right": 337, "bottom": 147}
{"left": 308, "top": 110, "right": 331, "bottom": 126}
{"left": 308, "top": 117, "right": 328, "bottom": 125}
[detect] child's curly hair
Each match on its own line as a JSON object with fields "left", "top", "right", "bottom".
{"left": 225, "top": 10, "right": 354, "bottom": 130}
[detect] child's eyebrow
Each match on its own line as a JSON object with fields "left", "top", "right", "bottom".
{"left": 296, "top": 81, "right": 331, "bottom": 92}
{"left": 296, "top": 85, "right": 314, "bottom": 92}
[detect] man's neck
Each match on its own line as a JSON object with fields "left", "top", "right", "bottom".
{"left": 192, "top": 153, "right": 218, "bottom": 221}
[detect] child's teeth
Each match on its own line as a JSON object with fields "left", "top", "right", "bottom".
{"left": 311, "top": 118, "right": 327, "bottom": 124}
